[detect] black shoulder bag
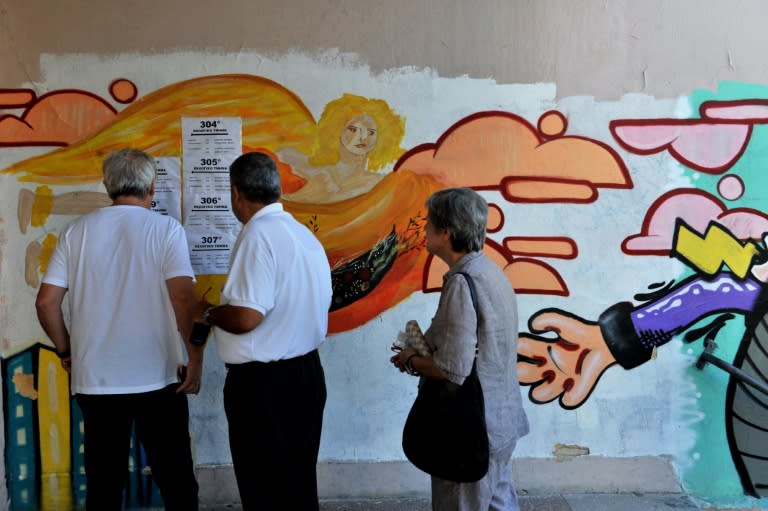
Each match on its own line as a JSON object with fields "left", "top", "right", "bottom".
{"left": 401, "top": 272, "right": 490, "bottom": 482}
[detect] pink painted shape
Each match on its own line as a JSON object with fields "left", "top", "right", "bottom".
{"left": 614, "top": 123, "right": 749, "bottom": 171}
{"left": 623, "top": 191, "right": 768, "bottom": 253}
{"left": 671, "top": 124, "right": 749, "bottom": 170}
{"left": 717, "top": 175, "right": 744, "bottom": 201}
{"left": 613, "top": 125, "right": 681, "bottom": 151}
{"left": 623, "top": 192, "right": 724, "bottom": 252}
{"left": 718, "top": 210, "right": 768, "bottom": 239}
{"left": 702, "top": 104, "right": 768, "bottom": 120}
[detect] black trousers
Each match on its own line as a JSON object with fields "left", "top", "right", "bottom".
{"left": 76, "top": 384, "right": 199, "bottom": 511}
{"left": 224, "top": 349, "right": 327, "bottom": 511}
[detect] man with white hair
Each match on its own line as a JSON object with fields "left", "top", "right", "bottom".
{"left": 35, "top": 148, "right": 203, "bottom": 511}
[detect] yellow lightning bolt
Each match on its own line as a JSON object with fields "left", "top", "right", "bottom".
{"left": 673, "top": 221, "right": 761, "bottom": 278}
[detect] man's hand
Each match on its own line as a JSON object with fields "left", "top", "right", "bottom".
{"left": 176, "top": 359, "right": 203, "bottom": 395}
{"left": 517, "top": 309, "right": 617, "bottom": 409}
{"left": 59, "top": 354, "right": 72, "bottom": 373}
{"left": 194, "top": 300, "right": 213, "bottom": 324}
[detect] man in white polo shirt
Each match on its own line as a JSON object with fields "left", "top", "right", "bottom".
{"left": 35, "top": 148, "right": 203, "bottom": 511}
{"left": 199, "top": 151, "right": 332, "bottom": 511}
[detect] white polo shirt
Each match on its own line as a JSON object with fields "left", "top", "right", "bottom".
{"left": 42, "top": 205, "right": 195, "bottom": 394}
{"left": 215, "top": 203, "right": 332, "bottom": 363}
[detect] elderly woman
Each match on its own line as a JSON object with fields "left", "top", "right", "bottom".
{"left": 391, "top": 187, "right": 529, "bottom": 510}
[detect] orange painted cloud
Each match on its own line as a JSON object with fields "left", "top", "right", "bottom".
{"left": 0, "top": 89, "right": 119, "bottom": 147}
{"left": 423, "top": 239, "right": 569, "bottom": 297}
{"left": 395, "top": 110, "right": 632, "bottom": 202}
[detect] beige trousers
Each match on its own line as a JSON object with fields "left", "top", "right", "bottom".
{"left": 430, "top": 441, "right": 519, "bottom": 511}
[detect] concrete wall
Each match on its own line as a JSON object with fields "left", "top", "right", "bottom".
{"left": 3, "top": 1, "right": 768, "bottom": 509}
{"left": 5, "top": 0, "right": 768, "bottom": 98}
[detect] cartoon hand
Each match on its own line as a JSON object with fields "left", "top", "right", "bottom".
{"left": 517, "top": 308, "right": 616, "bottom": 409}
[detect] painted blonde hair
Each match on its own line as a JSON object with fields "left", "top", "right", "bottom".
{"left": 309, "top": 94, "right": 405, "bottom": 172}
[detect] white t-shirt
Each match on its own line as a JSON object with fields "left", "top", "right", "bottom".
{"left": 215, "top": 203, "right": 332, "bottom": 363}
{"left": 42, "top": 205, "right": 194, "bottom": 394}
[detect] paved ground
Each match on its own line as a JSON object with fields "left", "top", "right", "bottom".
{"left": 198, "top": 492, "right": 719, "bottom": 511}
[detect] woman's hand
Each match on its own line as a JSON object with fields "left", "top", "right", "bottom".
{"left": 390, "top": 344, "right": 417, "bottom": 373}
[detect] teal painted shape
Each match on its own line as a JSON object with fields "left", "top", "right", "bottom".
{"left": 678, "top": 81, "right": 768, "bottom": 507}
{"left": 3, "top": 351, "right": 39, "bottom": 511}
{"left": 71, "top": 396, "right": 86, "bottom": 507}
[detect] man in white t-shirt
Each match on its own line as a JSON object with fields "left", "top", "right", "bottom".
{"left": 198, "top": 151, "right": 332, "bottom": 511}
{"left": 35, "top": 148, "right": 203, "bottom": 511}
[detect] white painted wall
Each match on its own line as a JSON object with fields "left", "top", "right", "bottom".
{"left": 0, "top": 47, "right": 691, "bottom": 484}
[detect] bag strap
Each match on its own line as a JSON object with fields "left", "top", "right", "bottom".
{"left": 455, "top": 272, "right": 480, "bottom": 361}
{"left": 456, "top": 271, "right": 478, "bottom": 313}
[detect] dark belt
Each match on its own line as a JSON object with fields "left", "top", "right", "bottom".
{"left": 225, "top": 349, "right": 319, "bottom": 370}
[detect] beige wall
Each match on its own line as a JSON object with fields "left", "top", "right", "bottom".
{"left": 3, "top": 0, "right": 768, "bottom": 98}
{"left": 5, "top": 1, "right": 768, "bottom": 507}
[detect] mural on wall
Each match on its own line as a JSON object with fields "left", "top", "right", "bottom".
{"left": 4, "top": 68, "right": 768, "bottom": 509}
{"left": 517, "top": 90, "right": 768, "bottom": 500}
{"left": 1, "top": 74, "right": 632, "bottom": 333}
{"left": 0, "top": 73, "right": 633, "bottom": 509}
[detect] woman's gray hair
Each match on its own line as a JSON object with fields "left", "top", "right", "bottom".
{"left": 229, "top": 152, "right": 281, "bottom": 204}
{"left": 102, "top": 148, "right": 157, "bottom": 200}
{"left": 426, "top": 187, "right": 488, "bottom": 253}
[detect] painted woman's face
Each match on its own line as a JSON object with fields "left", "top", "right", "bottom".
{"left": 340, "top": 114, "right": 378, "bottom": 156}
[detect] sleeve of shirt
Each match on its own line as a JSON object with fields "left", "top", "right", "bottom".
{"left": 162, "top": 222, "right": 195, "bottom": 280}
{"left": 41, "top": 228, "right": 70, "bottom": 288}
{"left": 425, "top": 273, "right": 478, "bottom": 385}
{"left": 221, "top": 231, "right": 275, "bottom": 314}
